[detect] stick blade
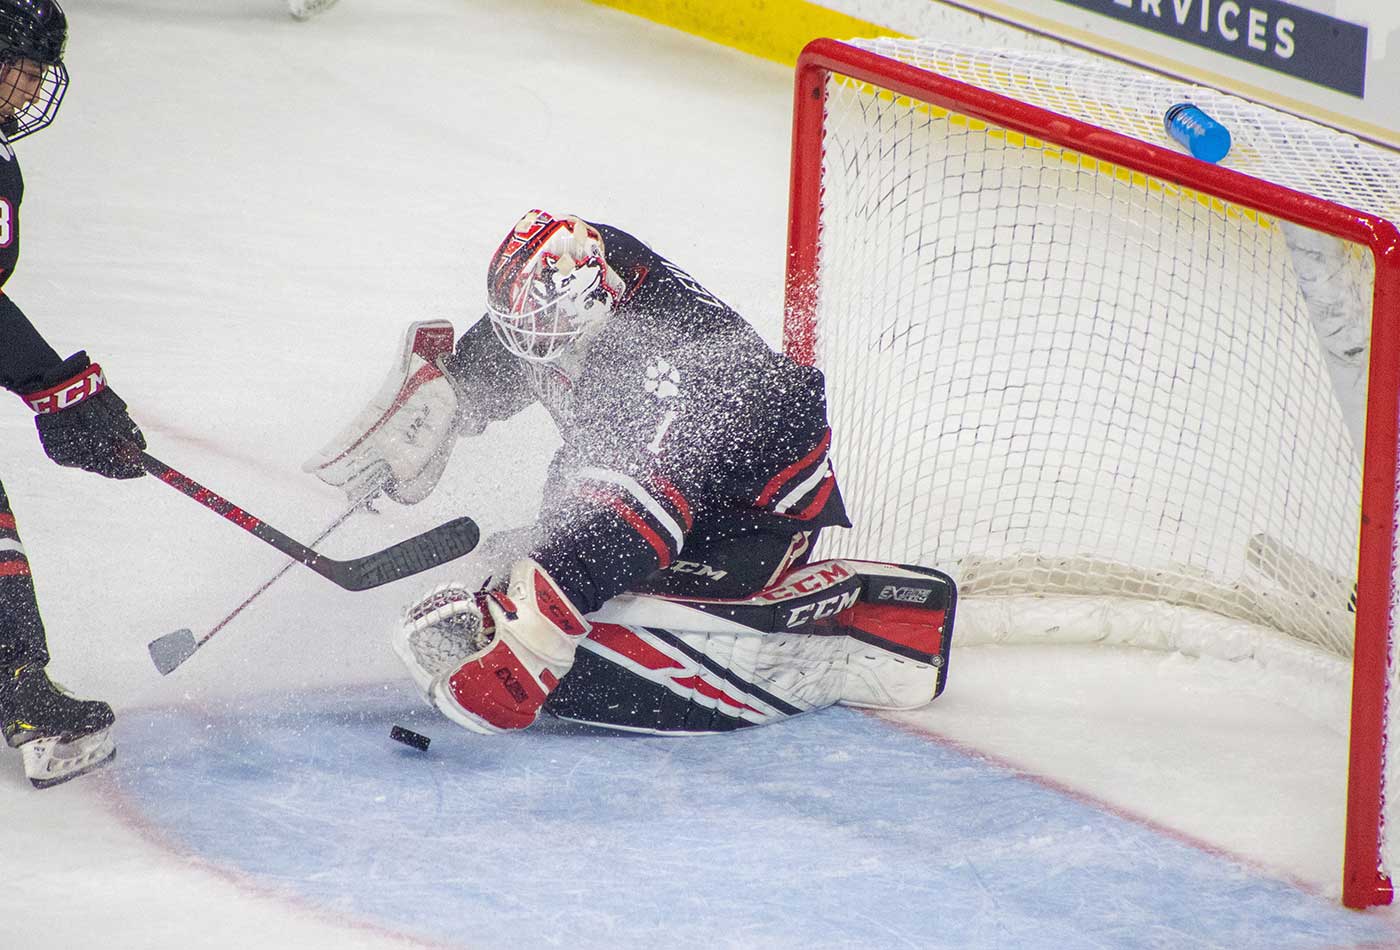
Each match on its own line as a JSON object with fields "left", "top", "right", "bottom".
{"left": 333, "top": 515, "right": 481, "bottom": 591}
{"left": 148, "top": 628, "right": 200, "bottom": 675}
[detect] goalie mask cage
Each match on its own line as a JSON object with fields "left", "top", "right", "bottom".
{"left": 784, "top": 37, "right": 1400, "bottom": 909}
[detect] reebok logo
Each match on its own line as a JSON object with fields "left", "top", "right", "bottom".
{"left": 878, "top": 585, "right": 932, "bottom": 604}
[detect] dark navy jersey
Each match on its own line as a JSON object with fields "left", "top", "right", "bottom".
{"left": 444, "top": 222, "right": 850, "bottom": 613}
{"left": 0, "top": 140, "right": 60, "bottom": 394}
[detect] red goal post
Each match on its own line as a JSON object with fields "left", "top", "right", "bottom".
{"left": 783, "top": 37, "right": 1400, "bottom": 908}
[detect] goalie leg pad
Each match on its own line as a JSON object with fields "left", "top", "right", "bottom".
{"left": 547, "top": 623, "right": 851, "bottom": 734}
{"left": 549, "top": 560, "right": 956, "bottom": 731}
{"left": 829, "top": 563, "right": 956, "bottom": 710}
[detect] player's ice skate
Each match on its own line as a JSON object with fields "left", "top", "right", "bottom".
{"left": 1, "top": 665, "right": 115, "bottom": 788}
{"left": 288, "top": 0, "right": 339, "bottom": 20}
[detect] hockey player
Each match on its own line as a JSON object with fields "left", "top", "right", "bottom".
{"left": 0, "top": 0, "right": 146, "bottom": 786}
{"left": 307, "top": 211, "right": 953, "bottom": 735}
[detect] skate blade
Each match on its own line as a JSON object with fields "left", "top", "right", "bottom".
{"left": 20, "top": 728, "right": 117, "bottom": 789}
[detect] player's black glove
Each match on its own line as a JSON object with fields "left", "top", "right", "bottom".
{"left": 20, "top": 351, "right": 146, "bottom": 480}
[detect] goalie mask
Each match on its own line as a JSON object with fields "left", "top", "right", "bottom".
{"left": 0, "top": 0, "right": 67, "bottom": 142}
{"left": 485, "top": 210, "right": 626, "bottom": 364}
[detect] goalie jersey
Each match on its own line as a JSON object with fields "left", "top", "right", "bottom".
{"left": 444, "top": 222, "right": 850, "bottom": 613}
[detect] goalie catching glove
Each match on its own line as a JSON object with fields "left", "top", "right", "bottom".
{"left": 303, "top": 320, "right": 470, "bottom": 505}
{"left": 393, "top": 559, "right": 590, "bottom": 734}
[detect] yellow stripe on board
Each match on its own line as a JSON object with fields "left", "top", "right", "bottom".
{"left": 586, "top": 0, "right": 902, "bottom": 65}
{"left": 597, "top": 1, "right": 1276, "bottom": 231}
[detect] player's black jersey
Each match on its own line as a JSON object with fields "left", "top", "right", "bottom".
{"left": 445, "top": 221, "right": 850, "bottom": 613}
{"left": 0, "top": 139, "right": 60, "bottom": 395}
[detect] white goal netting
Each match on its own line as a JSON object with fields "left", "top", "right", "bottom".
{"left": 794, "top": 38, "right": 1400, "bottom": 900}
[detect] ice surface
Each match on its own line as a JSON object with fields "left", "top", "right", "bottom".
{"left": 0, "top": 1, "right": 1395, "bottom": 947}
{"left": 102, "top": 680, "right": 1394, "bottom": 950}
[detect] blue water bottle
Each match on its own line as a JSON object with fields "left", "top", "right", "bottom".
{"left": 1164, "top": 102, "right": 1232, "bottom": 163}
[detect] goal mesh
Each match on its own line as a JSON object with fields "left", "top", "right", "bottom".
{"left": 786, "top": 37, "right": 1400, "bottom": 907}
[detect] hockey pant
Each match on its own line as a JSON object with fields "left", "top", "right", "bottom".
{"left": 544, "top": 536, "right": 956, "bottom": 734}
{"left": 0, "top": 479, "right": 48, "bottom": 672}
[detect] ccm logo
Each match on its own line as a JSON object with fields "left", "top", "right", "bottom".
{"left": 669, "top": 560, "right": 729, "bottom": 581}
{"left": 759, "top": 562, "right": 852, "bottom": 602}
{"left": 878, "top": 585, "right": 932, "bottom": 604}
{"left": 785, "top": 588, "right": 860, "bottom": 628}
{"left": 22, "top": 363, "right": 106, "bottom": 414}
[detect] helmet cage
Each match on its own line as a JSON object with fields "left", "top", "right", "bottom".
{"left": 486, "top": 249, "right": 615, "bottom": 363}
{"left": 0, "top": 57, "right": 65, "bottom": 140}
{"left": 0, "top": 0, "right": 68, "bottom": 142}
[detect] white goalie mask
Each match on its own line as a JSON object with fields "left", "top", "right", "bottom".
{"left": 485, "top": 210, "right": 627, "bottom": 364}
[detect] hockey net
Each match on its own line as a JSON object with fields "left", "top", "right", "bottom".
{"left": 784, "top": 37, "right": 1400, "bottom": 908}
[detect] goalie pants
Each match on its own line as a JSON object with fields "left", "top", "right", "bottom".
{"left": 0, "top": 479, "right": 49, "bottom": 673}
{"left": 544, "top": 524, "right": 819, "bottom": 733}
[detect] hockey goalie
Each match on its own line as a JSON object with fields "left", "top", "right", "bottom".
{"left": 305, "top": 210, "right": 954, "bottom": 734}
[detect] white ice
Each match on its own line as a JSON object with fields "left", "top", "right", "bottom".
{"left": 0, "top": 2, "right": 1395, "bottom": 948}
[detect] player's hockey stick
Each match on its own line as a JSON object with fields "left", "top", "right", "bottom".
{"left": 137, "top": 451, "right": 479, "bottom": 593}
{"left": 147, "top": 489, "right": 377, "bottom": 675}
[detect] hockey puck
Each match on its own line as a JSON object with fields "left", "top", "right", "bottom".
{"left": 390, "top": 725, "right": 431, "bottom": 751}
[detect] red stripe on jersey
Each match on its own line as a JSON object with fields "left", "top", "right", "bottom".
{"left": 649, "top": 474, "right": 693, "bottom": 530}
{"left": 0, "top": 514, "right": 15, "bottom": 530}
{"left": 589, "top": 624, "right": 684, "bottom": 671}
{"left": 578, "top": 485, "right": 674, "bottom": 568}
{"left": 671, "top": 675, "right": 763, "bottom": 714}
{"left": 790, "top": 472, "right": 837, "bottom": 521}
{"left": 606, "top": 498, "right": 673, "bottom": 568}
{"left": 0, "top": 560, "right": 31, "bottom": 577}
{"left": 755, "top": 428, "right": 832, "bottom": 506}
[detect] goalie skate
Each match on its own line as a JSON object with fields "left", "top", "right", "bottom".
{"left": 2, "top": 667, "right": 116, "bottom": 789}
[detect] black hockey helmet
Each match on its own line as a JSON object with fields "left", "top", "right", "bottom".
{"left": 0, "top": 0, "right": 67, "bottom": 141}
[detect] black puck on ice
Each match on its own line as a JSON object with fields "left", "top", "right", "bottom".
{"left": 390, "top": 725, "right": 431, "bottom": 751}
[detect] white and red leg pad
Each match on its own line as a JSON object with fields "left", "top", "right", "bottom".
{"left": 429, "top": 559, "right": 589, "bottom": 734}
{"left": 821, "top": 562, "right": 956, "bottom": 709}
{"left": 557, "top": 623, "right": 853, "bottom": 733}
{"left": 563, "top": 559, "right": 956, "bottom": 732}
